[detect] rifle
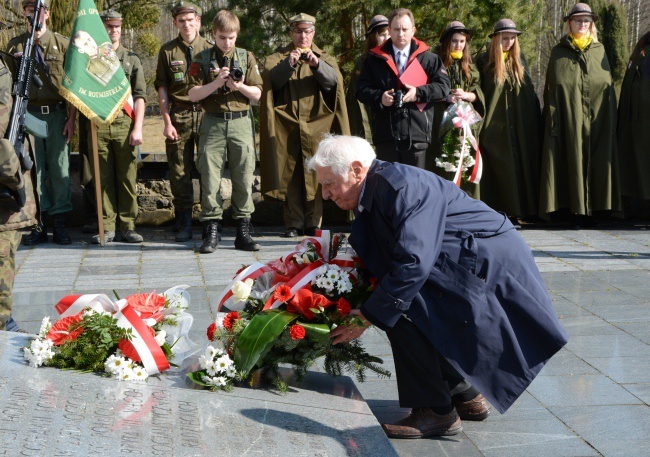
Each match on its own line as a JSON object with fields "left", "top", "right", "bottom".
{"left": 1, "top": 0, "right": 49, "bottom": 209}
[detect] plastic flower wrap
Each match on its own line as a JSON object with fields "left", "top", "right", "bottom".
{"left": 438, "top": 100, "right": 483, "bottom": 186}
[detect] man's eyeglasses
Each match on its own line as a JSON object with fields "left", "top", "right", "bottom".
{"left": 571, "top": 18, "right": 593, "bottom": 24}
{"left": 292, "top": 28, "right": 314, "bottom": 35}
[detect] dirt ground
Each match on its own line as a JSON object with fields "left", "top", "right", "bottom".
{"left": 140, "top": 115, "right": 167, "bottom": 154}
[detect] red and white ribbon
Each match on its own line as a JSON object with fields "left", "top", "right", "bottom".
{"left": 263, "top": 260, "right": 325, "bottom": 310}
{"left": 114, "top": 299, "right": 170, "bottom": 375}
{"left": 451, "top": 104, "right": 483, "bottom": 186}
{"left": 55, "top": 294, "right": 116, "bottom": 317}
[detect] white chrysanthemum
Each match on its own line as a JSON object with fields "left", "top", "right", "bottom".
{"left": 215, "top": 376, "right": 228, "bottom": 387}
{"left": 226, "top": 365, "right": 236, "bottom": 378}
{"left": 120, "top": 368, "right": 135, "bottom": 381}
{"left": 198, "top": 354, "right": 209, "bottom": 370}
{"left": 132, "top": 365, "right": 149, "bottom": 381}
{"left": 205, "top": 359, "right": 218, "bottom": 376}
{"left": 215, "top": 355, "right": 233, "bottom": 372}
{"left": 231, "top": 278, "right": 254, "bottom": 303}
{"left": 205, "top": 345, "right": 221, "bottom": 360}
{"left": 38, "top": 317, "right": 52, "bottom": 337}
{"left": 154, "top": 330, "right": 167, "bottom": 346}
{"left": 105, "top": 355, "right": 127, "bottom": 375}
{"left": 317, "top": 265, "right": 328, "bottom": 275}
{"left": 201, "top": 375, "right": 215, "bottom": 385}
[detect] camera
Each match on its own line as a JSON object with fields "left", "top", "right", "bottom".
{"left": 299, "top": 52, "right": 310, "bottom": 62}
{"left": 230, "top": 60, "right": 244, "bottom": 81}
{"left": 393, "top": 90, "right": 404, "bottom": 109}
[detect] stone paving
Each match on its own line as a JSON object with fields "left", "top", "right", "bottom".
{"left": 10, "top": 224, "right": 650, "bottom": 456}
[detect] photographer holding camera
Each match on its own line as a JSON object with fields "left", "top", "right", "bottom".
{"left": 356, "top": 8, "right": 450, "bottom": 168}
{"left": 188, "top": 10, "right": 262, "bottom": 254}
{"left": 260, "top": 13, "right": 349, "bottom": 238}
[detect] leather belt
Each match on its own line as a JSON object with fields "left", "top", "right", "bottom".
{"left": 172, "top": 101, "right": 201, "bottom": 112}
{"left": 27, "top": 102, "right": 65, "bottom": 115}
{"left": 205, "top": 110, "right": 247, "bottom": 120}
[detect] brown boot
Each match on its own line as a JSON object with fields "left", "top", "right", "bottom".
{"left": 453, "top": 393, "right": 491, "bottom": 421}
{"left": 381, "top": 408, "right": 462, "bottom": 439}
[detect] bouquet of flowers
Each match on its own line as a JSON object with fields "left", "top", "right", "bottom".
{"left": 438, "top": 100, "right": 483, "bottom": 186}
{"left": 189, "top": 231, "right": 390, "bottom": 392}
{"left": 23, "top": 285, "right": 197, "bottom": 381}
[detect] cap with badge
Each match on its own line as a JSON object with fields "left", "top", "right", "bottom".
{"left": 289, "top": 13, "right": 316, "bottom": 28}
{"left": 22, "top": 0, "right": 48, "bottom": 9}
{"left": 171, "top": 1, "right": 202, "bottom": 18}
{"left": 488, "top": 18, "right": 522, "bottom": 38}
{"left": 440, "top": 21, "right": 473, "bottom": 42}
{"left": 100, "top": 9, "right": 123, "bottom": 25}
{"left": 563, "top": 3, "right": 598, "bottom": 21}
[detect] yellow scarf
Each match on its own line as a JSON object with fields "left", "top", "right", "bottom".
{"left": 571, "top": 34, "right": 593, "bottom": 50}
{"left": 502, "top": 51, "right": 509, "bottom": 61}
{"left": 450, "top": 50, "right": 463, "bottom": 60}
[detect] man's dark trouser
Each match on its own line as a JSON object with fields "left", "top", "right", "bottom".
{"left": 375, "top": 141, "right": 427, "bottom": 169}
{"left": 386, "top": 315, "right": 478, "bottom": 409}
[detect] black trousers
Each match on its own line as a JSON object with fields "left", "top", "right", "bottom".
{"left": 375, "top": 141, "right": 428, "bottom": 169}
{"left": 386, "top": 315, "right": 478, "bottom": 409}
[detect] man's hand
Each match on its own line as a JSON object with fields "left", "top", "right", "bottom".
{"left": 62, "top": 117, "right": 76, "bottom": 143}
{"left": 214, "top": 66, "right": 230, "bottom": 88}
{"left": 304, "top": 50, "right": 319, "bottom": 68}
{"left": 129, "top": 127, "right": 143, "bottom": 147}
{"left": 226, "top": 77, "right": 244, "bottom": 92}
{"left": 402, "top": 83, "right": 418, "bottom": 104}
{"left": 288, "top": 48, "right": 302, "bottom": 67}
{"left": 163, "top": 123, "right": 178, "bottom": 141}
{"left": 382, "top": 89, "right": 395, "bottom": 107}
{"left": 329, "top": 310, "right": 371, "bottom": 345}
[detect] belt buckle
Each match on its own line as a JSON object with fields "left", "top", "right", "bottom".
{"left": 41, "top": 105, "right": 50, "bottom": 115}
{"left": 224, "top": 111, "right": 233, "bottom": 121}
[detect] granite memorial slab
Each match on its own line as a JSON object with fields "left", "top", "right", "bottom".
{"left": 0, "top": 332, "right": 397, "bottom": 456}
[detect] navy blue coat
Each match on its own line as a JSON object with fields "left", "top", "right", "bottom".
{"left": 353, "top": 160, "right": 568, "bottom": 413}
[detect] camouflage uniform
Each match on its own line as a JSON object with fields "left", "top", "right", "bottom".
{"left": 0, "top": 55, "right": 38, "bottom": 330}
{"left": 89, "top": 45, "right": 147, "bottom": 232}
{"left": 6, "top": 29, "right": 73, "bottom": 217}
{"left": 155, "top": 33, "right": 211, "bottom": 213}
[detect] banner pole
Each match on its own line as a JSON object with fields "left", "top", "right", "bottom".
{"left": 91, "top": 121, "right": 105, "bottom": 246}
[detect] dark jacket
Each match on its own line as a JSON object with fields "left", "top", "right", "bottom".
{"left": 356, "top": 38, "right": 449, "bottom": 145}
{"left": 352, "top": 160, "right": 568, "bottom": 413}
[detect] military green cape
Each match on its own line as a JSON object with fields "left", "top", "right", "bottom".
{"left": 260, "top": 43, "right": 350, "bottom": 202}
{"left": 425, "top": 61, "right": 485, "bottom": 199}
{"left": 539, "top": 36, "right": 621, "bottom": 217}
{"left": 617, "top": 45, "right": 650, "bottom": 199}
{"left": 476, "top": 52, "right": 541, "bottom": 218}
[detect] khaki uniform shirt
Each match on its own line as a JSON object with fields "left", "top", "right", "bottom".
{"left": 116, "top": 46, "right": 146, "bottom": 102}
{"left": 188, "top": 47, "right": 262, "bottom": 113}
{"left": 155, "top": 34, "right": 211, "bottom": 105}
{"left": 5, "top": 29, "right": 68, "bottom": 106}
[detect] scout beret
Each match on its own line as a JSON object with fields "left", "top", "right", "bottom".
{"left": 564, "top": 3, "right": 598, "bottom": 21}
{"left": 22, "top": 0, "right": 48, "bottom": 9}
{"left": 366, "top": 15, "right": 389, "bottom": 36}
{"left": 489, "top": 18, "right": 522, "bottom": 38}
{"left": 289, "top": 13, "right": 316, "bottom": 27}
{"left": 440, "top": 21, "right": 473, "bottom": 42}
{"left": 100, "top": 9, "right": 123, "bottom": 24}
{"left": 171, "top": 1, "right": 202, "bottom": 18}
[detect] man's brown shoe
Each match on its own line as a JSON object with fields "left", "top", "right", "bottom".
{"left": 453, "top": 393, "right": 491, "bottom": 421}
{"left": 381, "top": 408, "right": 462, "bottom": 439}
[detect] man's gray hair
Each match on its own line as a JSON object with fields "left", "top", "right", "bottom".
{"left": 307, "top": 135, "right": 376, "bottom": 178}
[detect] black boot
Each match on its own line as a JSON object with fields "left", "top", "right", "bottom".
{"left": 235, "top": 218, "right": 260, "bottom": 251}
{"left": 22, "top": 224, "right": 48, "bottom": 246}
{"left": 199, "top": 221, "right": 219, "bottom": 253}
{"left": 52, "top": 214, "right": 72, "bottom": 245}
{"left": 175, "top": 210, "right": 193, "bottom": 242}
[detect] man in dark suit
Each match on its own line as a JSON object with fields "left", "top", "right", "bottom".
{"left": 307, "top": 135, "right": 568, "bottom": 439}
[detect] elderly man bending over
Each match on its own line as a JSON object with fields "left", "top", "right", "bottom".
{"left": 307, "top": 135, "right": 568, "bottom": 439}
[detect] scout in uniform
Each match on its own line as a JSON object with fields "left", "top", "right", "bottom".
{"left": 188, "top": 10, "right": 262, "bottom": 253}
{"left": 155, "top": 1, "right": 212, "bottom": 242}
{"left": 0, "top": 51, "right": 38, "bottom": 331}
{"left": 5, "top": 0, "right": 76, "bottom": 245}
{"left": 90, "top": 10, "right": 146, "bottom": 244}
{"left": 260, "top": 13, "right": 349, "bottom": 238}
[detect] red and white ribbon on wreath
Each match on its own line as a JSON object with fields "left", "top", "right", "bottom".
{"left": 451, "top": 104, "right": 483, "bottom": 186}
{"left": 216, "top": 262, "right": 273, "bottom": 311}
{"left": 113, "top": 299, "right": 170, "bottom": 375}
{"left": 55, "top": 294, "right": 117, "bottom": 317}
